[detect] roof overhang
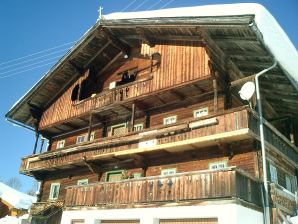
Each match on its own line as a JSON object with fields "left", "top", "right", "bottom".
{"left": 5, "top": 3, "right": 298, "bottom": 128}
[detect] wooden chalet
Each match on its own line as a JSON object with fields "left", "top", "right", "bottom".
{"left": 5, "top": 3, "right": 298, "bottom": 224}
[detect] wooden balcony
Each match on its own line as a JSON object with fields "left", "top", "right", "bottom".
{"left": 20, "top": 106, "right": 298, "bottom": 174}
{"left": 64, "top": 167, "right": 262, "bottom": 208}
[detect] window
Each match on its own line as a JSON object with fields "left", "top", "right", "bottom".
{"left": 285, "top": 175, "right": 296, "bottom": 193}
{"left": 49, "top": 183, "right": 60, "bottom": 200}
{"left": 163, "top": 116, "right": 177, "bottom": 125}
{"left": 193, "top": 107, "right": 208, "bottom": 118}
{"left": 110, "top": 123, "right": 128, "bottom": 136}
{"left": 269, "top": 164, "right": 278, "bottom": 184}
{"left": 106, "top": 170, "right": 124, "bottom": 182}
{"left": 56, "top": 140, "right": 65, "bottom": 149}
{"left": 209, "top": 161, "right": 227, "bottom": 170}
{"left": 133, "top": 173, "right": 142, "bottom": 179}
{"left": 161, "top": 168, "right": 176, "bottom": 176}
{"left": 76, "top": 132, "right": 95, "bottom": 144}
{"left": 77, "top": 179, "right": 88, "bottom": 186}
{"left": 133, "top": 123, "right": 143, "bottom": 132}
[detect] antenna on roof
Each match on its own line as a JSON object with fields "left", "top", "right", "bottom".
{"left": 98, "top": 5, "right": 104, "bottom": 23}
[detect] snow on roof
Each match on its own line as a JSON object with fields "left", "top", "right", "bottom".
{"left": 105, "top": 3, "right": 298, "bottom": 89}
{"left": 0, "top": 182, "right": 36, "bottom": 210}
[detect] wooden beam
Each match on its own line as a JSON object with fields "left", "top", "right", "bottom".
{"left": 83, "top": 156, "right": 101, "bottom": 173}
{"left": 213, "top": 79, "right": 218, "bottom": 113}
{"left": 230, "top": 74, "right": 256, "bottom": 87}
{"left": 83, "top": 41, "right": 111, "bottom": 69}
{"left": 96, "top": 52, "right": 123, "bottom": 77}
{"left": 69, "top": 60, "right": 84, "bottom": 74}
{"left": 100, "top": 27, "right": 130, "bottom": 56}
{"left": 131, "top": 154, "right": 147, "bottom": 168}
{"left": 169, "top": 89, "right": 185, "bottom": 101}
{"left": 87, "top": 113, "right": 93, "bottom": 141}
{"left": 130, "top": 103, "right": 136, "bottom": 132}
{"left": 136, "top": 27, "right": 155, "bottom": 47}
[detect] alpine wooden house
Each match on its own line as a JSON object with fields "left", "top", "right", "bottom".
{"left": 5, "top": 3, "right": 298, "bottom": 224}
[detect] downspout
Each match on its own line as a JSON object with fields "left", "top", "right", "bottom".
{"left": 255, "top": 60, "right": 277, "bottom": 224}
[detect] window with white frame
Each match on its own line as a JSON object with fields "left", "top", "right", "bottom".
{"left": 209, "top": 161, "right": 227, "bottom": 170}
{"left": 110, "top": 123, "right": 128, "bottom": 136}
{"left": 56, "top": 140, "right": 65, "bottom": 149}
{"left": 163, "top": 116, "right": 177, "bottom": 125}
{"left": 49, "top": 183, "right": 60, "bottom": 200}
{"left": 161, "top": 168, "right": 176, "bottom": 176}
{"left": 76, "top": 132, "right": 95, "bottom": 144}
{"left": 133, "top": 123, "right": 143, "bottom": 132}
{"left": 77, "top": 179, "right": 88, "bottom": 186}
{"left": 193, "top": 107, "right": 209, "bottom": 118}
{"left": 269, "top": 164, "right": 278, "bottom": 184}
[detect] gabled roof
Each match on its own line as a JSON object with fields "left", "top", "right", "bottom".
{"left": 5, "top": 3, "right": 298, "bottom": 128}
{"left": 0, "top": 182, "right": 36, "bottom": 210}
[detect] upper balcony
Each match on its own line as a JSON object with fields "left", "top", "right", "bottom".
{"left": 20, "top": 106, "right": 298, "bottom": 175}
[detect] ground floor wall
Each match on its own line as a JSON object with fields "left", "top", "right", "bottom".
{"left": 60, "top": 203, "right": 263, "bottom": 224}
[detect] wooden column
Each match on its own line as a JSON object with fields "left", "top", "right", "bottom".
{"left": 102, "top": 122, "right": 107, "bottom": 138}
{"left": 145, "top": 112, "right": 150, "bottom": 128}
{"left": 87, "top": 113, "right": 93, "bottom": 141}
{"left": 33, "top": 132, "right": 39, "bottom": 155}
{"left": 213, "top": 79, "right": 218, "bottom": 113}
{"left": 39, "top": 137, "right": 45, "bottom": 153}
{"left": 130, "top": 103, "right": 136, "bottom": 132}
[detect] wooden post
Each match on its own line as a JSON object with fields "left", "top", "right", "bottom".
{"left": 213, "top": 79, "right": 218, "bottom": 113}
{"left": 33, "top": 132, "right": 39, "bottom": 155}
{"left": 87, "top": 113, "right": 93, "bottom": 141}
{"left": 290, "top": 117, "right": 295, "bottom": 144}
{"left": 130, "top": 103, "right": 136, "bottom": 132}
{"left": 39, "top": 138, "right": 45, "bottom": 153}
{"left": 102, "top": 122, "right": 107, "bottom": 138}
{"left": 145, "top": 112, "right": 150, "bottom": 128}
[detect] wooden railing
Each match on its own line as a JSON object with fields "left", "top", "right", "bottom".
{"left": 64, "top": 168, "right": 262, "bottom": 207}
{"left": 74, "top": 77, "right": 153, "bottom": 113}
{"left": 20, "top": 107, "right": 298, "bottom": 174}
{"left": 20, "top": 107, "right": 250, "bottom": 173}
{"left": 248, "top": 113, "right": 298, "bottom": 165}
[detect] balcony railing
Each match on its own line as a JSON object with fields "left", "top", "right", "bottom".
{"left": 20, "top": 107, "right": 251, "bottom": 173}
{"left": 20, "top": 106, "right": 298, "bottom": 174}
{"left": 64, "top": 167, "right": 262, "bottom": 208}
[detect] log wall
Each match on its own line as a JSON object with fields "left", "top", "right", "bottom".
{"left": 39, "top": 42, "right": 211, "bottom": 129}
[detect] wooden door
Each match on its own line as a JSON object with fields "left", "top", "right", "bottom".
{"left": 159, "top": 218, "right": 218, "bottom": 224}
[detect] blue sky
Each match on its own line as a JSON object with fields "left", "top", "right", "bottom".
{"left": 0, "top": 0, "right": 297, "bottom": 192}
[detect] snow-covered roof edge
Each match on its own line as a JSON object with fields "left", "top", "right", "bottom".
{"left": 0, "top": 182, "right": 36, "bottom": 210}
{"left": 104, "top": 3, "right": 298, "bottom": 89}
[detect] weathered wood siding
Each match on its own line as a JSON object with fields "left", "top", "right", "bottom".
{"left": 49, "top": 98, "right": 223, "bottom": 151}
{"left": 39, "top": 42, "right": 211, "bottom": 129}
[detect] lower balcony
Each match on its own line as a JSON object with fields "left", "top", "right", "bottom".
{"left": 64, "top": 167, "right": 262, "bottom": 208}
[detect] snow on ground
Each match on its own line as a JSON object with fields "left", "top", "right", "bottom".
{"left": 0, "top": 182, "right": 36, "bottom": 210}
{"left": 0, "top": 216, "right": 19, "bottom": 224}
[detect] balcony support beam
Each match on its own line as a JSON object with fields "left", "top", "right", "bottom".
{"left": 130, "top": 103, "right": 136, "bottom": 132}
{"left": 87, "top": 113, "right": 94, "bottom": 141}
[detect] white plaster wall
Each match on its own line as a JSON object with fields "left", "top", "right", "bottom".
{"left": 60, "top": 203, "right": 263, "bottom": 224}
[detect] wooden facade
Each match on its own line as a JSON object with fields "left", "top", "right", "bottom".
{"left": 6, "top": 11, "right": 298, "bottom": 224}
